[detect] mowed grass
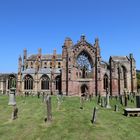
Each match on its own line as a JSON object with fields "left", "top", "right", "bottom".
{"left": 0, "top": 95, "right": 140, "bottom": 140}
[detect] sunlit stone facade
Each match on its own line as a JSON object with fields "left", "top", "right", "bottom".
{"left": 0, "top": 35, "right": 137, "bottom": 96}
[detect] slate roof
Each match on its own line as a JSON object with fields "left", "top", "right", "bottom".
{"left": 27, "top": 54, "right": 62, "bottom": 61}
{"left": 22, "top": 68, "right": 61, "bottom": 74}
{"left": 22, "top": 68, "right": 36, "bottom": 74}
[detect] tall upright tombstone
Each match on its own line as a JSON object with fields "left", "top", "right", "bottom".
{"left": 91, "top": 107, "right": 97, "bottom": 124}
{"left": 45, "top": 94, "right": 52, "bottom": 122}
{"left": 101, "top": 97, "right": 105, "bottom": 107}
{"left": 97, "top": 93, "right": 101, "bottom": 105}
{"left": 124, "top": 89, "right": 128, "bottom": 107}
{"left": 80, "top": 93, "right": 85, "bottom": 109}
{"left": 119, "top": 95, "right": 124, "bottom": 105}
{"left": 42, "top": 92, "right": 45, "bottom": 102}
{"left": 57, "top": 91, "right": 63, "bottom": 110}
{"left": 136, "top": 95, "right": 140, "bottom": 108}
{"left": 8, "top": 87, "right": 18, "bottom": 120}
{"left": 105, "top": 88, "right": 111, "bottom": 108}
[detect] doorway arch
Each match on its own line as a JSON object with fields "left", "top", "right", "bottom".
{"left": 81, "top": 84, "right": 88, "bottom": 94}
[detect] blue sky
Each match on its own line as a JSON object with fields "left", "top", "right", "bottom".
{"left": 0, "top": 0, "right": 140, "bottom": 72}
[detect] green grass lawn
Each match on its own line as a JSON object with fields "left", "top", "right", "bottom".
{"left": 0, "top": 95, "right": 140, "bottom": 140}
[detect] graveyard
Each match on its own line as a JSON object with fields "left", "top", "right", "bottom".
{"left": 0, "top": 94, "right": 140, "bottom": 140}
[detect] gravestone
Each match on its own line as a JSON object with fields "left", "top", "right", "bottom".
{"left": 45, "top": 94, "right": 52, "bottom": 122}
{"left": 105, "top": 88, "right": 111, "bottom": 108}
{"left": 8, "top": 88, "right": 16, "bottom": 105}
{"left": 12, "top": 105, "right": 18, "bottom": 120}
{"left": 124, "top": 90, "right": 128, "bottom": 107}
{"left": 136, "top": 95, "right": 140, "bottom": 108}
{"left": 57, "top": 92, "right": 63, "bottom": 110}
{"left": 42, "top": 92, "right": 45, "bottom": 102}
{"left": 80, "top": 93, "right": 85, "bottom": 109}
{"left": 119, "top": 95, "right": 124, "bottom": 105}
{"left": 37, "top": 92, "right": 40, "bottom": 98}
{"left": 97, "top": 94, "right": 101, "bottom": 105}
{"left": 91, "top": 107, "right": 97, "bottom": 124}
{"left": 101, "top": 97, "right": 105, "bottom": 107}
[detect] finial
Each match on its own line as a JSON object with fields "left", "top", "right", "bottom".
{"left": 94, "top": 37, "right": 99, "bottom": 48}
{"left": 129, "top": 53, "right": 133, "bottom": 59}
{"left": 19, "top": 55, "right": 22, "bottom": 60}
{"left": 95, "top": 37, "right": 99, "bottom": 43}
{"left": 53, "top": 49, "right": 56, "bottom": 55}
{"left": 80, "top": 34, "right": 86, "bottom": 41}
{"left": 38, "top": 48, "right": 42, "bottom": 54}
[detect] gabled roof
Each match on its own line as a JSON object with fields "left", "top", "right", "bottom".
{"left": 110, "top": 56, "right": 129, "bottom": 62}
{"left": 71, "top": 35, "right": 94, "bottom": 50}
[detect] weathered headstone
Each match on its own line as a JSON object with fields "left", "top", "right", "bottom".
{"left": 124, "top": 90, "right": 128, "bottom": 106}
{"left": 80, "top": 93, "right": 85, "bottom": 109}
{"left": 91, "top": 107, "right": 97, "bottom": 124}
{"left": 42, "top": 92, "right": 45, "bottom": 102}
{"left": 101, "top": 97, "right": 105, "bottom": 107}
{"left": 105, "top": 88, "right": 111, "bottom": 108}
{"left": 127, "top": 94, "right": 130, "bottom": 100}
{"left": 37, "top": 92, "right": 40, "bottom": 98}
{"left": 97, "top": 94, "right": 101, "bottom": 105}
{"left": 45, "top": 94, "right": 52, "bottom": 122}
{"left": 8, "top": 88, "right": 16, "bottom": 105}
{"left": 12, "top": 105, "right": 18, "bottom": 120}
{"left": 136, "top": 95, "right": 140, "bottom": 108}
{"left": 57, "top": 93, "right": 63, "bottom": 110}
{"left": 119, "top": 95, "right": 124, "bottom": 105}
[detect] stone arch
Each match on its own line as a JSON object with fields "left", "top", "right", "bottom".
{"left": 55, "top": 75, "right": 61, "bottom": 91}
{"left": 103, "top": 73, "right": 109, "bottom": 90}
{"left": 81, "top": 84, "right": 88, "bottom": 94}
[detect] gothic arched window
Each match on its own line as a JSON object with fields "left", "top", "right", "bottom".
{"left": 41, "top": 75, "right": 50, "bottom": 90}
{"left": 24, "top": 75, "right": 33, "bottom": 90}
{"left": 76, "top": 51, "right": 93, "bottom": 78}
{"left": 8, "top": 75, "right": 16, "bottom": 89}
{"left": 55, "top": 75, "right": 61, "bottom": 90}
{"left": 103, "top": 74, "right": 108, "bottom": 90}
